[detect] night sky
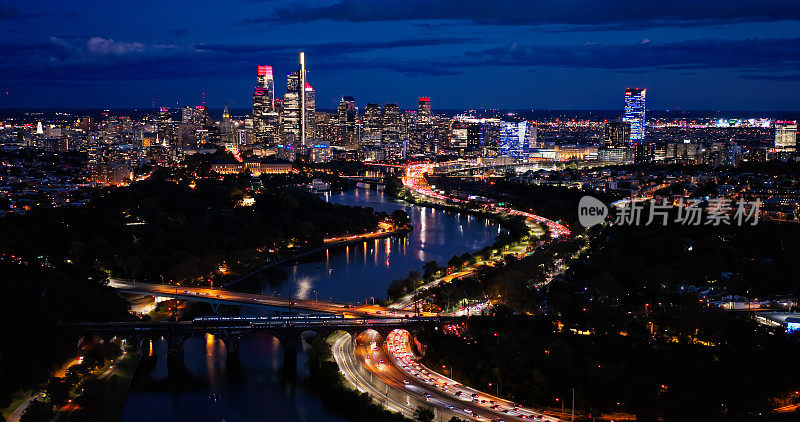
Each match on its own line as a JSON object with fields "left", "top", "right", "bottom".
{"left": 1, "top": 0, "right": 798, "bottom": 111}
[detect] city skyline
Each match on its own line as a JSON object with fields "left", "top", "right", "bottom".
{"left": 1, "top": 0, "right": 800, "bottom": 110}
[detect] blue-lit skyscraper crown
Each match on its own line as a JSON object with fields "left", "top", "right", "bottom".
{"left": 623, "top": 88, "right": 646, "bottom": 143}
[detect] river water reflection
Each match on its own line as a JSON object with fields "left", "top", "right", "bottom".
{"left": 123, "top": 188, "right": 501, "bottom": 422}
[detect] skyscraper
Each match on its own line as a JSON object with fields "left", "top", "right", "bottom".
{"left": 283, "top": 71, "right": 301, "bottom": 144}
{"left": 256, "top": 65, "right": 275, "bottom": 107}
{"left": 623, "top": 88, "right": 646, "bottom": 143}
{"left": 300, "top": 52, "right": 307, "bottom": 147}
{"left": 499, "top": 117, "right": 535, "bottom": 161}
{"left": 775, "top": 120, "right": 798, "bottom": 152}
{"left": 382, "top": 103, "right": 401, "bottom": 143}
{"left": 417, "top": 97, "right": 431, "bottom": 126}
{"left": 603, "top": 120, "right": 631, "bottom": 148}
{"left": 157, "top": 107, "right": 173, "bottom": 146}
{"left": 336, "top": 96, "right": 358, "bottom": 149}
{"left": 361, "top": 103, "right": 382, "bottom": 147}
{"left": 283, "top": 52, "right": 314, "bottom": 147}
{"left": 303, "top": 81, "right": 316, "bottom": 147}
{"left": 252, "top": 65, "right": 279, "bottom": 144}
{"left": 220, "top": 104, "right": 233, "bottom": 144}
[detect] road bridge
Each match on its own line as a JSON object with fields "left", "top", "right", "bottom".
{"left": 109, "top": 279, "right": 424, "bottom": 318}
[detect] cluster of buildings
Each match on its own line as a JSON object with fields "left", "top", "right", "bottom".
{"left": 0, "top": 149, "right": 95, "bottom": 216}
{"left": 0, "top": 49, "right": 797, "bottom": 188}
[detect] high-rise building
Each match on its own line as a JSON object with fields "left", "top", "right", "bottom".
{"left": 417, "top": 97, "right": 432, "bottom": 126}
{"left": 256, "top": 65, "right": 275, "bottom": 107}
{"left": 381, "top": 103, "right": 401, "bottom": 142}
{"left": 623, "top": 88, "right": 646, "bottom": 143}
{"left": 338, "top": 96, "right": 357, "bottom": 126}
{"left": 361, "top": 103, "right": 382, "bottom": 147}
{"left": 220, "top": 104, "right": 233, "bottom": 143}
{"left": 775, "top": 120, "right": 798, "bottom": 152}
{"left": 282, "top": 52, "right": 314, "bottom": 147}
{"left": 449, "top": 120, "right": 468, "bottom": 149}
{"left": 252, "top": 65, "right": 279, "bottom": 144}
{"left": 336, "top": 96, "right": 358, "bottom": 150}
{"left": 303, "top": 81, "right": 316, "bottom": 147}
{"left": 157, "top": 107, "right": 174, "bottom": 146}
{"left": 193, "top": 105, "right": 209, "bottom": 127}
{"left": 283, "top": 71, "right": 301, "bottom": 144}
{"left": 499, "top": 117, "right": 535, "bottom": 161}
{"left": 181, "top": 106, "right": 193, "bottom": 124}
{"left": 603, "top": 120, "right": 631, "bottom": 148}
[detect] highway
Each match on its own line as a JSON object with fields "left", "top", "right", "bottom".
{"left": 108, "top": 279, "right": 423, "bottom": 319}
{"left": 385, "top": 329, "right": 561, "bottom": 422}
{"left": 331, "top": 332, "right": 420, "bottom": 418}
{"left": 348, "top": 329, "right": 562, "bottom": 421}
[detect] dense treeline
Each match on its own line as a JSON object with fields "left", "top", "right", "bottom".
{"left": 417, "top": 220, "right": 800, "bottom": 419}
{"left": 569, "top": 220, "right": 800, "bottom": 298}
{"left": 410, "top": 179, "right": 800, "bottom": 419}
{"left": 0, "top": 263, "right": 131, "bottom": 409}
{"left": 419, "top": 312, "right": 800, "bottom": 421}
{"left": 0, "top": 169, "right": 380, "bottom": 284}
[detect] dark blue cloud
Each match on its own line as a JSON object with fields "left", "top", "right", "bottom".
{"left": 461, "top": 38, "right": 800, "bottom": 70}
{"left": 0, "top": 36, "right": 473, "bottom": 81}
{"left": 263, "top": 0, "right": 800, "bottom": 29}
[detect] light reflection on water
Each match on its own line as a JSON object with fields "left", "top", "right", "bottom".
{"left": 267, "top": 188, "right": 503, "bottom": 304}
{"left": 124, "top": 188, "right": 501, "bottom": 422}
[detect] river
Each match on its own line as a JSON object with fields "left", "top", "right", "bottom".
{"left": 122, "top": 187, "right": 502, "bottom": 422}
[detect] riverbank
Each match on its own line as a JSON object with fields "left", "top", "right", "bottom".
{"left": 57, "top": 343, "right": 140, "bottom": 421}
{"left": 224, "top": 224, "right": 413, "bottom": 289}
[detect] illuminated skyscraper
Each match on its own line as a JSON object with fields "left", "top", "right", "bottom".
{"left": 157, "top": 107, "right": 174, "bottom": 145}
{"left": 283, "top": 71, "right": 301, "bottom": 144}
{"left": 382, "top": 103, "right": 401, "bottom": 142}
{"left": 300, "top": 52, "right": 308, "bottom": 146}
{"left": 361, "top": 103, "right": 382, "bottom": 147}
{"left": 623, "top": 88, "right": 646, "bottom": 143}
{"left": 336, "top": 96, "right": 358, "bottom": 149}
{"left": 417, "top": 97, "right": 431, "bottom": 126}
{"left": 775, "top": 120, "right": 798, "bottom": 152}
{"left": 603, "top": 120, "right": 631, "bottom": 148}
{"left": 220, "top": 104, "right": 233, "bottom": 143}
{"left": 499, "top": 117, "right": 535, "bottom": 161}
{"left": 283, "top": 52, "right": 314, "bottom": 147}
{"left": 252, "top": 65, "right": 279, "bottom": 144}
{"left": 256, "top": 65, "right": 274, "bottom": 106}
{"left": 304, "top": 81, "right": 316, "bottom": 147}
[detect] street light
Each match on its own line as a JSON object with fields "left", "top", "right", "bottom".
{"left": 441, "top": 364, "right": 451, "bottom": 378}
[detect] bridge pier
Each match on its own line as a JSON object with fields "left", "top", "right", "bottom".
{"left": 282, "top": 335, "right": 298, "bottom": 374}
{"left": 167, "top": 337, "right": 184, "bottom": 363}
{"left": 221, "top": 335, "right": 240, "bottom": 364}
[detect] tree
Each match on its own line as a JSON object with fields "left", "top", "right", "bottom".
{"left": 20, "top": 400, "right": 54, "bottom": 422}
{"left": 45, "top": 377, "right": 71, "bottom": 407}
{"left": 391, "top": 209, "right": 411, "bottom": 226}
{"left": 414, "top": 407, "right": 435, "bottom": 422}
